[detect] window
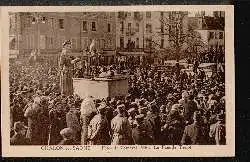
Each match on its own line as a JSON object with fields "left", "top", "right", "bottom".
{"left": 209, "top": 32, "right": 214, "bottom": 39}
{"left": 128, "top": 23, "right": 132, "bottom": 32}
{"left": 136, "top": 38, "right": 139, "bottom": 48}
{"left": 136, "top": 23, "right": 139, "bottom": 32}
{"left": 161, "top": 39, "right": 164, "bottom": 48}
{"left": 120, "top": 37, "right": 124, "bottom": 48}
{"left": 219, "top": 32, "right": 223, "bottom": 39}
{"left": 146, "top": 12, "right": 151, "bottom": 18}
{"left": 120, "top": 21, "right": 124, "bottom": 32}
{"left": 127, "top": 12, "right": 131, "bottom": 17}
{"left": 82, "top": 21, "right": 87, "bottom": 31}
{"left": 160, "top": 12, "right": 164, "bottom": 17}
{"left": 146, "top": 24, "right": 152, "bottom": 33}
{"left": 108, "top": 23, "right": 111, "bottom": 32}
{"left": 92, "top": 22, "right": 96, "bottom": 31}
{"left": 146, "top": 38, "right": 152, "bottom": 48}
{"left": 134, "top": 12, "right": 140, "bottom": 18}
{"left": 9, "top": 37, "right": 16, "bottom": 50}
{"left": 59, "top": 19, "right": 64, "bottom": 29}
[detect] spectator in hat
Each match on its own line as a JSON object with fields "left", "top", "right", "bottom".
{"left": 58, "top": 128, "right": 75, "bottom": 145}
{"left": 10, "top": 121, "right": 30, "bottom": 145}
{"left": 87, "top": 102, "right": 110, "bottom": 145}
{"left": 132, "top": 114, "right": 150, "bottom": 145}
{"left": 110, "top": 104, "right": 133, "bottom": 145}
{"left": 128, "top": 108, "right": 137, "bottom": 128}
{"left": 161, "top": 104, "right": 184, "bottom": 145}
{"left": 181, "top": 111, "right": 208, "bottom": 145}
{"left": 184, "top": 94, "right": 198, "bottom": 124}
{"left": 209, "top": 113, "right": 226, "bottom": 145}
{"left": 144, "top": 103, "right": 161, "bottom": 144}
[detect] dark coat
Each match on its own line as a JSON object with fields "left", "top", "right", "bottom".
{"left": 132, "top": 125, "right": 151, "bottom": 145}
{"left": 10, "top": 133, "right": 30, "bottom": 145}
{"left": 144, "top": 113, "right": 161, "bottom": 144}
{"left": 184, "top": 100, "right": 198, "bottom": 123}
{"left": 181, "top": 123, "right": 208, "bottom": 145}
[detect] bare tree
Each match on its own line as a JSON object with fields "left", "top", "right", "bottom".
{"left": 151, "top": 11, "right": 207, "bottom": 62}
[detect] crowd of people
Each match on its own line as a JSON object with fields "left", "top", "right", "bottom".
{"left": 10, "top": 54, "right": 226, "bottom": 146}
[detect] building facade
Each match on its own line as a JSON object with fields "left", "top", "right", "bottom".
{"left": 115, "top": 11, "right": 189, "bottom": 56}
{"left": 188, "top": 11, "right": 225, "bottom": 54}
{"left": 9, "top": 12, "right": 116, "bottom": 58}
{"left": 9, "top": 11, "right": 190, "bottom": 61}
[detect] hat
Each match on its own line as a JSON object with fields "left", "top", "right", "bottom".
{"left": 182, "top": 91, "right": 189, "bottom": 99}
{"left": 60, "top": 128, "right": 74, "bottom": 139}
{"left": 14, "top": 121, "right": 27, "bottom": 132}
{"left": 128, "top": 108, "right": 136, "bottom": 114}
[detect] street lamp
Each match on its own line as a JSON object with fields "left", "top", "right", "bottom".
{"left": 31, "top": 13, "right": 46, "bottom": 57}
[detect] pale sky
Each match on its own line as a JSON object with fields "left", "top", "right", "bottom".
{"left": 188, "top": 11, "right": 214, "bottom": 17}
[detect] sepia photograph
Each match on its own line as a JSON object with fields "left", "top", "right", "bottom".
{"left": 1, "top": 6, "right": 234, "bottom": 157}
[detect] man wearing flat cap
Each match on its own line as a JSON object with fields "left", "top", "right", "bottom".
{"left": 132, "top": 114, "right": 150, "bottom": 145}
{"left": 144, "top": 103, "right": 161, "bottom": 145}
{"left": 110, "top": 104, "right": 133, "bottom": 145}
{"left": 87, "top": 102, "right": 110, "bottom": 145}
{"left": 59, "top": 40, "right": 74, "bottom": 96}
{"left": 209, "top": 113, "right": 226, "bottom": 145}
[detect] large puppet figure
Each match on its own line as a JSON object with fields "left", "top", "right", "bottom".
{"left": 59, "top": 40, "right": 74, "bottom": 95}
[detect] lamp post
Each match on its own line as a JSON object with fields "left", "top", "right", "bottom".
{"left": 31, "top": 13, "right": 46, "bottom": 58}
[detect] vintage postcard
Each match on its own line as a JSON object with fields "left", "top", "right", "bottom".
{"left": 1, "top": 5, "right": 234, "bottom": 157}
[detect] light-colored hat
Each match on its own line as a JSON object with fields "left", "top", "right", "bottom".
{"left": 60, "top": 128, "right": 73, "bottom": 139}
{"left": 182, "top": 91, "right": 189, "bottom": 98}
{"left": 128, "top": 108, "right": 136, "bottom": 114}
{"left": 171, "top": 104, "right": 181, "bottom": 111}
